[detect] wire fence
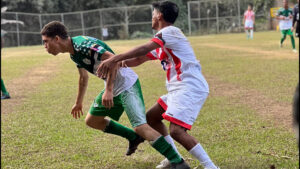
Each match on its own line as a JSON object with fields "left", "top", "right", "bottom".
{"left": 2, "top": 1, "right": 273, "bottom": 47}
{"left": 1, "top": 5, "right": 153, "bottom": 47}
{"left": 188, "top": 0, "right": 271, "bottom": 36}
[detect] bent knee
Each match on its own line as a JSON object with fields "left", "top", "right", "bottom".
{"left": 170, "top": 127, "right": 186, "bottom": 139}
{"left": 85, "top": 115, "right": 107, "bottom": 130}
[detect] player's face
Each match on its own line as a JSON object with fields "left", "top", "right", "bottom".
{"left": 248, "top": 5, "right": 252, "bottom": 10}
{"left": 42, "top": 35, "right": 60, "bottom": 55}
{"left": 283, "top": 0, "right": 288, "bottom": 8}
{"left": 152, "top": 9, "right": 160, "bottom": 30}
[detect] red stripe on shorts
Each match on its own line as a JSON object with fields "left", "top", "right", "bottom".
{"left": 162, "top": 113, "right": 192, "bottom": 130}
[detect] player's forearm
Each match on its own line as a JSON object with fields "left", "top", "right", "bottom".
{"left": 124, "top": 57, "right": 146, "bottom": 67}
{"left": 113, "top": 47, "right": 148, "bottom": 63}
{"left": 76, "top": 76, "right": 88, "bottom": 105}
{"left": 105, "top": 66, "right": 117, "bottom": 92}
{"left": 111, "top": 42, "right": 157, "bottom": 63}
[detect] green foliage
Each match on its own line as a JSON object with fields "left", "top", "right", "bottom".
{"left": 253, "top": 0, "right": 275, "bottom": 14}
{"left": 1, "top": 0, "right": 44, "bottom": 13}
{"left": 1, "top": 0, "right": 154, "bottom": 13}
{"left": 169, "top": 0, "right": 190, "bottom": 33}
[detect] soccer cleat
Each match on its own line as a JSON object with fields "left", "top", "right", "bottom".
{"left": 156, "top": 158, "right": 170, "bottom": 169}
{"left": 126, "top": 135, "right": 145, "bottom": 156}
{"left": 1, "top": 94, "right": 10, "bottom": 99}
{"left": 293, "top": 49, "right": 298, "bottom": 53}
{"left": 279, "top": 42, "right": 283, "bottom": 48}
{"left": 170, "top": 159, "right": 190, "bottom": 169}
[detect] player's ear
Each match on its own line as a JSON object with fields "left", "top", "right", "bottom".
{"left": 54, "top": 35, "right": 60, "bottom": 42}
{"left": 157, "top": 12, "right": 163, "bottom": 21}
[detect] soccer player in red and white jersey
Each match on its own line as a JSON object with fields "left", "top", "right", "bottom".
{"left": 97, "top": 1, "right": 219, "bottom": 169}
{"left": 243, "top": 4, "right": 255, "bottom": 39}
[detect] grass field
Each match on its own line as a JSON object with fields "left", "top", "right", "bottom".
{"left": 1, "top": 31, "right": 299, "bottom": 169}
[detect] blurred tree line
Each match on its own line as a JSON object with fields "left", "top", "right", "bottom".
{"left": 1, "top": 0, "right": 281, "bottom": 46}
{"left": 1, "top": 0, "right": 152, "bottom": 13}
{"left": 1, "top": 0, "right": 190, "bottom": 33}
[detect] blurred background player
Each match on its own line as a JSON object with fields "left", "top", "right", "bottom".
{"left": 293, "top": 84, "right": 299, "bottom": 147}
{"left": 276, "top": 0, "right": 297, "bottom": 53}
{"left": 1, "top": 7, "right": 24, "bottom": 99}
{"left": 243, "top": 4, "right": 255, "bottom": 39}
{"left": 292, "top": 0, "right": 299, "bottom": 38}
{"left": 1, "top": 30, "right": 11, "bottom": 100}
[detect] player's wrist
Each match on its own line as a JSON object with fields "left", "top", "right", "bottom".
{"left": 75, "top": 99, "right": 83, "bottom": 106}
{"left": 105, "top": 87, "right": 113, "bottom": 93}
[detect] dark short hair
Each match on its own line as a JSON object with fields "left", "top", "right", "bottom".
{"left": 41, "top": 21, "right": 68, "bottom": 39}
{"left": 152, "top": 1, "right": 179, "bottom": 24}
{"left": 248, "top": 3, "right": 253, "bottom": 9}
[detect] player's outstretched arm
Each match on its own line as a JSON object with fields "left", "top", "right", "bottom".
{"left": 121, "top": 55, "right": 151, "bottom": 68}
{"left": 71, "top": 68, "right": 89, "bottom": 119}
{"left": 97, "top": 41, "right": 160, "bottom": 78}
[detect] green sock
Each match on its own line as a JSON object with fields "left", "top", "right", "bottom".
{"left": 151, "top": 136, "right": 182, "bottom": 164}
{"left": 281, "top": 36, "right": 286, "bottom": 44}
{"left": 291, "top": 35, "right": 296, "bottom": 49}
{"left": 104, "top": 120, "right": 137, "bottom": 141}
{"left": 1, "top": 78, "right": 9, "bottom": 95}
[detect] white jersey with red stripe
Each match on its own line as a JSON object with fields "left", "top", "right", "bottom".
{"left": 244, "top": 10, "right": 255, "bottom": 21}
{"left": 146, "top": 26, "right": 209, "bottom": 93}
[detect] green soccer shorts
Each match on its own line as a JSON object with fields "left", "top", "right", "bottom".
{"left": 89, "top": 79, "right": 146, "bottom": 128}
{"left": 281, "top": 29, "right": 293, "bottom": 36}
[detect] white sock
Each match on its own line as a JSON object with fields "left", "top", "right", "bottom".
{"left": 245, "top": 30, "right": 249, "bottom": 38}
{"left": 250, "top": 29, "right": 253, "bottom": 39}
{"left": 164, "top": 135, "right": 182, "bottom": 158}
{"left": 189, "top": 143, "right": 217, "bottom": 168}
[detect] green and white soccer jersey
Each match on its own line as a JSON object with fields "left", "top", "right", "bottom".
{"left": 71, "top": 36, "right": 114, "bottom": 74}
{"left": 277, "top": 8, "right": 293, "bottom": 30}
{"left": 70, "top": 36, "right": 138, "bottom": 96}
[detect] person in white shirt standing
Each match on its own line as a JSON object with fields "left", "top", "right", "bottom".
{"left": 97, "top": 1, "right": 219, "bottom": 169}
{"left": 243, "top": 4, "right": 255, "bottom": 39}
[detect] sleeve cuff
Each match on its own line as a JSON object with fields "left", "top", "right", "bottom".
{"left": 146, "top": 52, "right": 157, "bottom": 60}
{"left": 151, "top": 38, "right": 164, "bottom": 48}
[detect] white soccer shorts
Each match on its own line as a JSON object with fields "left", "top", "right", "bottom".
{"left": 245, "top": 20, "right": 254, "bottom": 29}
{"left": 157, "top": 90, "right": 209, "bottom": 130}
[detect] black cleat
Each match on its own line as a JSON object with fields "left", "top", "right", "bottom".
{"left": 126, "top": 135, "right": 145, "bottom": 156}
{"left": 170, "top": 159, "right": 191, "bottom": 169}
{"left": 1, "top": 94, "right": 10, "bottom": 100}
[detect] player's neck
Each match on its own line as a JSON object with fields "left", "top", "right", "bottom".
{"left": 157, "top": 22, "right": 173, "bottom": 31}
{"left": 61, "top": 37, "right": 74, "bottom": 55}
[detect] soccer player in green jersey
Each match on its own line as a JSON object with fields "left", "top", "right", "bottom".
{"left": 41, "top": 21, "right": 189, "bottom": 169}
{"left": 277, "top": 0, "right": 297, "bottom": 53}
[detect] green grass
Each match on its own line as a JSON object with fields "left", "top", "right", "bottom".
{"left": 1, "top": 46, "right": 53, "bottom": 81}
{"left": 1, "top": 31, "right": 299, "bottom": 169}
{"left": 190, "top": 31, "right": 299, "bottom": 103}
